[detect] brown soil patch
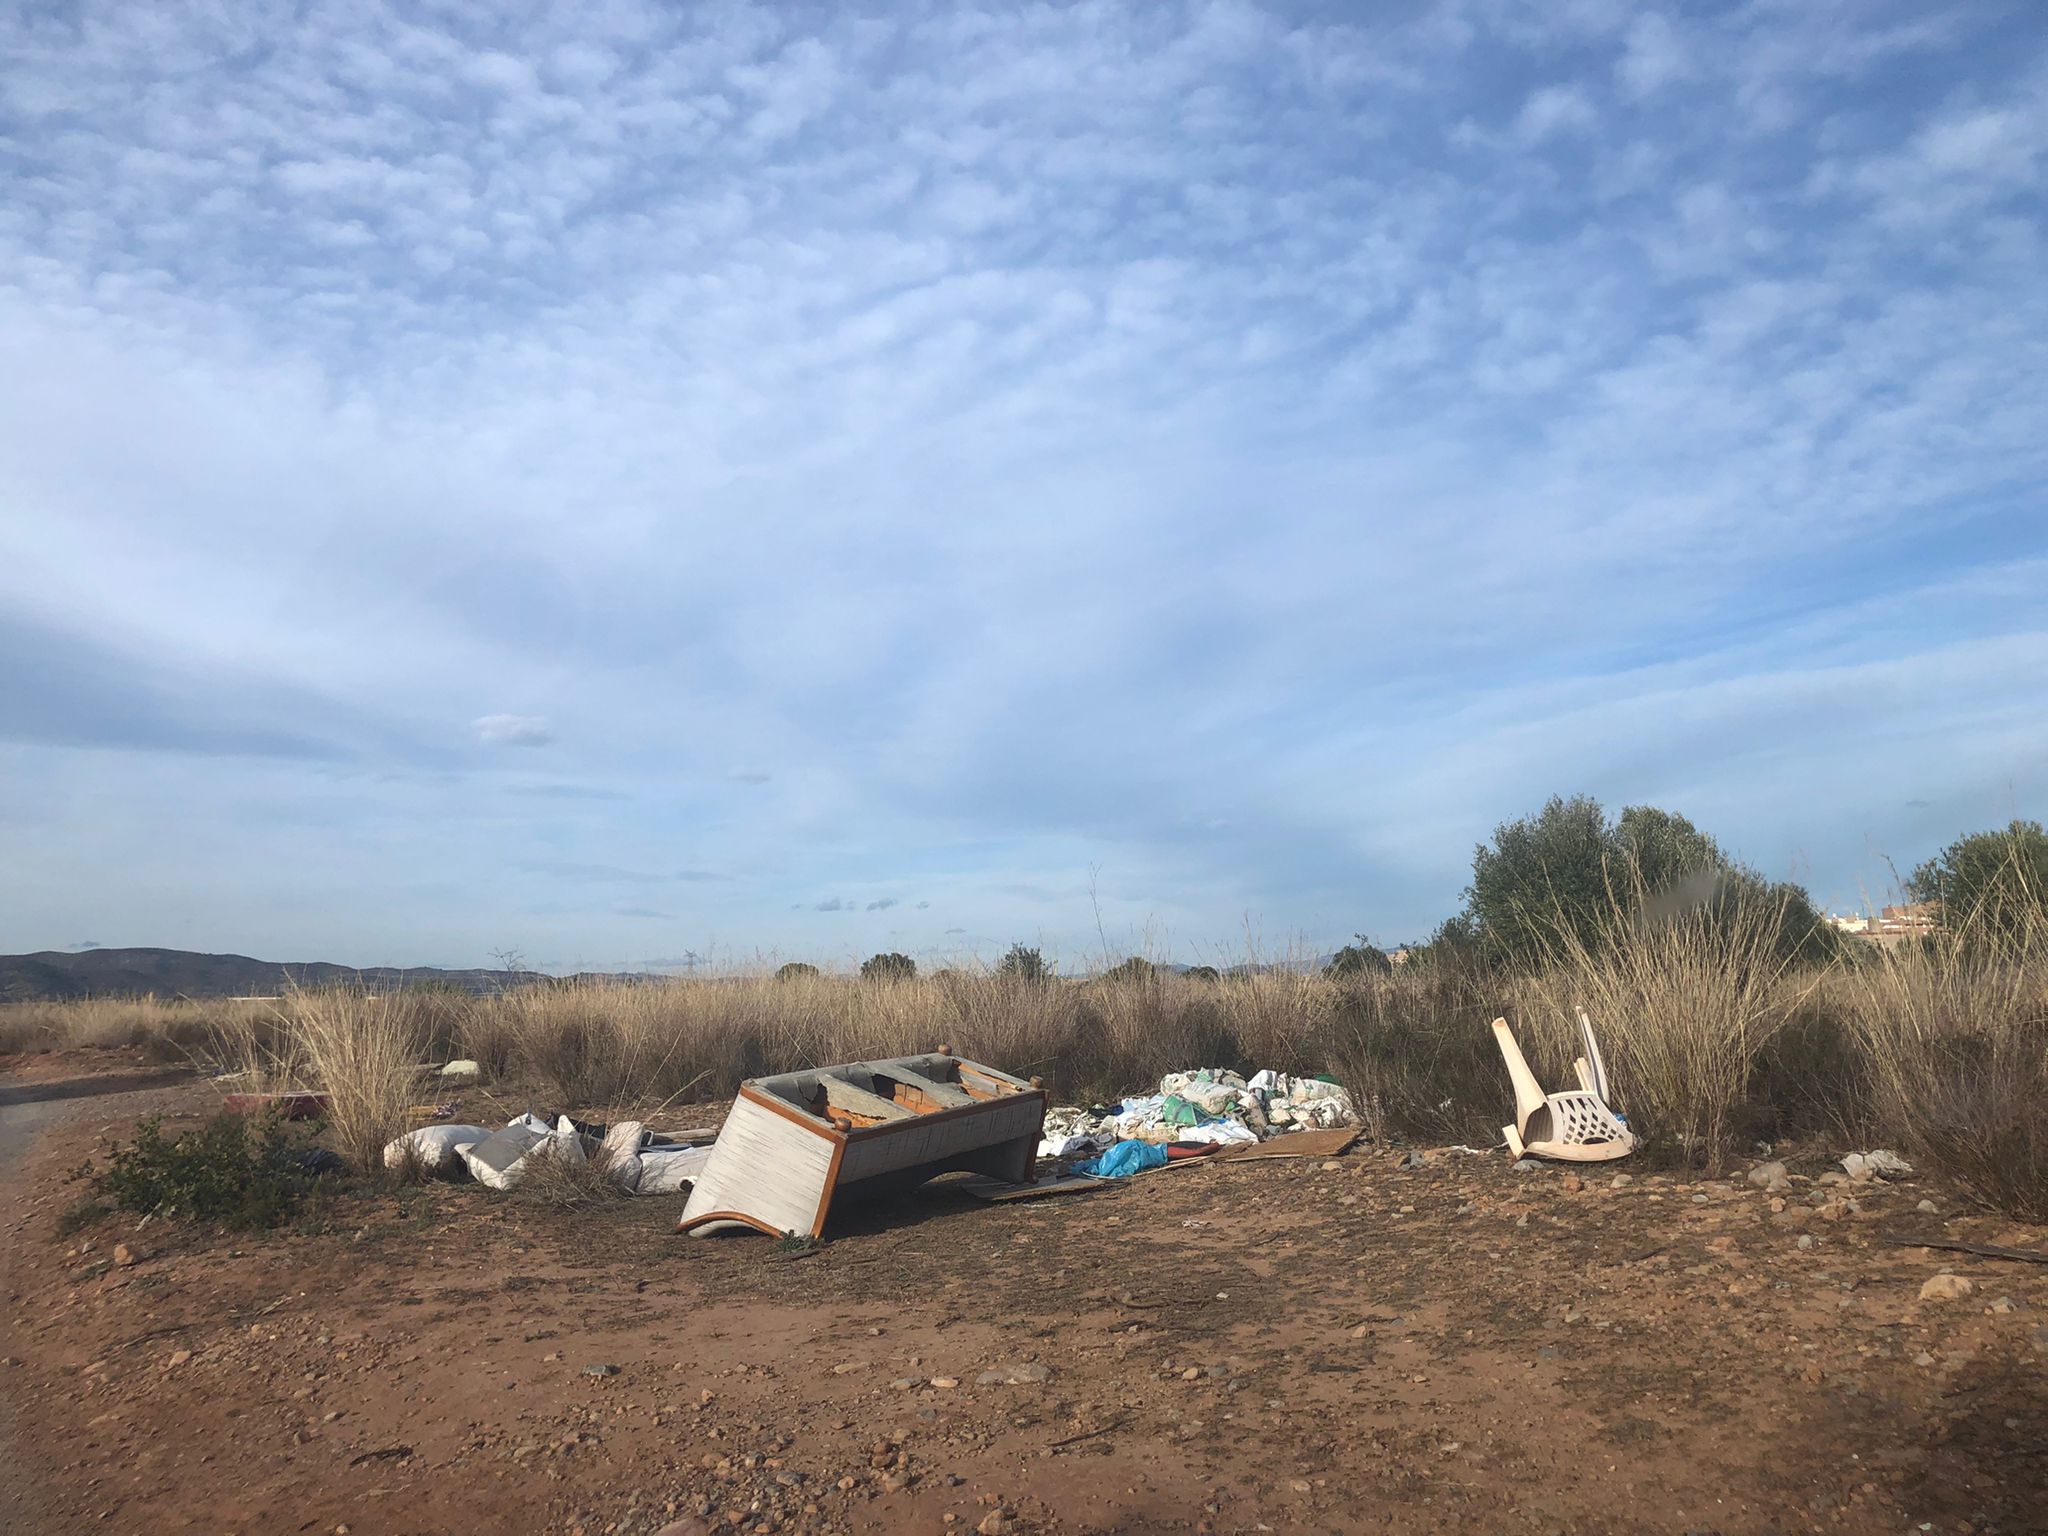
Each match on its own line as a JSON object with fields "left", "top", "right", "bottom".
{"left": 4, "top": 1051, "right": 2047, "bottom": 1535}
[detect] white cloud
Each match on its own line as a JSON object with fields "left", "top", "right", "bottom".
{"left": 0, "top": 2, "right": 2041, "bottom": 963}
{"left": 473, "top": 715, "right": 553, "bottom": 748}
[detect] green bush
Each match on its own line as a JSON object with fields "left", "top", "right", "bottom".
{"left": 775, "top": 961, "right": 820, "bottom": 982}
{"left": 1324, "top": 938, "right": 1392, "bottom": 977}
{"left": 1911, "top": 820, "right": 2048, "bottom": 949}
{"left": 86, "top": 1111, "right": 323, "bottom": 1230}
{"left": 1099, "top": 956, "right": 1156, "bottom": 984}
{"left": 859, "top": 952, "right": 916, "bottom": 982}
{"left": 996, "top": 944, "right": 1049, "bottom": 982}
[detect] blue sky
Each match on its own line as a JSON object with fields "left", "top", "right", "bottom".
{"left": 2, "top": 1, "right": 2044, "bottom": 973}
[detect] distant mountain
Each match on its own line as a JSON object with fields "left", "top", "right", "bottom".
{"left": 0, "top": 947, "right": 547, "bottom": 1002}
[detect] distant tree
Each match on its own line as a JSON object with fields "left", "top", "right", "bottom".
{"left": 995, "top": 944, "right": 1050, "bottom": 982}
{"left": 1100, "top": 956, "right": 1156, "bottom": 985}
{"left": 1461, "top": 794, "right": 1834, "bottom": 967}
{"left": 1181, "top": 965, "right": 1221, "bottom": 984}
{"left": 775, "top": 961, "right": 820, "bottom": 982}
{"left": 1910, "top": 821, "right": 2048, "bottom": 946}
{"left": 1323, "top": 937, "right": 1393, "bottom": 978}
{"left": 859, "top": 951, "right": 916, "bottom": 982}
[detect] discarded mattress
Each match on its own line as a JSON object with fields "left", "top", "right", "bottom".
{"left": 677, "top": 1051, "right": 1047, "bottom": 1238}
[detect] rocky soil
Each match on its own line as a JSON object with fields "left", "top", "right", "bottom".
{"left": 4, "top": 1049, "right": 2047, "bottom": 1535}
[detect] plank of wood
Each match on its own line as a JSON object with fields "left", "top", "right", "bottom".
{"left": 1883, "top": 1236, "right": 2048, "bottom": 1265}
{"left": 1215, "top": 1127, "right": 1361, "bottom": 1161}
{"left": 949, "top": 1172, "right": 1107, "bottom": 1202}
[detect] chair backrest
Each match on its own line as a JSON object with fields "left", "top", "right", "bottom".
{"left": 1575, "top": 1008, "right": 1611, "bottom": 1102}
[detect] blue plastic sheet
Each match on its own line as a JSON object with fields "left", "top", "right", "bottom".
{"left": 1078, "top": 1140, "right": 1170, "bottom": 1178}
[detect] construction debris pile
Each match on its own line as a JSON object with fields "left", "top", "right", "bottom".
{"left": 383, "top": 1112, "right": 713, "bottom": 1195}
{"left": 1037, "top": 1068, "right": 1360, "bottom": 1166}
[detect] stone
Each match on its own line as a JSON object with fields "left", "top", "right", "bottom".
{"left": 977, "top": 1516, "right": 1011, "bottom": 1536}
{"left": 1608, "top": 1173, "right": 1633, "bottom": 1190}
{"left": 977, "top": 1363, "right": 1051, "bottom": 1385}
{"left": 1795, "top": 1235, "right": 1816, "bottom": 1250}
{"left": 1319, "top": 1160, "right": 1343, "bottom": 1172}
{"left": 1746, "top": 1161, "right": 1790, "bottom": 1191}
{"left": 1705, "top": 1236, "right": 1736, "bottom": 1254}
{"left": 1511, "top": 1159, "right": 1541, "bottom": 1173}
{"left": 1988, "top": 1297, "right": 2017, "bottom": 1314}
{"left": 1400, "top": 1150, "right": 1428, "bottom": 1170}
{"left": 583, "top": 1363, "right": 620, "bottom": 1378}
{"left": 112, "top": 1243, "right": 138, "bottom": 1267}
{"left": 166, "top": 1349, "right": 191, "bottom": 1368}
{"left": 654, "top": 1521, "right": 712, "bottom": 1536}
{"left": 1915, "top": 1199, "right": 1940, "bottom": 1215}
{"left": 1562, "top": 1174, "right": 1582, "bottom": 1193}
{"left": 1920, "top": 1274, "right": 1975, "bottom": 1303}
{"left": 889, "top": 1377, "right": 922, "bottom": 1391}
{"left": 929, "top": 1376, "right": 958, "bottom": 1389}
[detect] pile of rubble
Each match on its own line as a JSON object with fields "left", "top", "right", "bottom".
{"left": 1037, "top": 1068, "right": 1359, "bottom": 1161}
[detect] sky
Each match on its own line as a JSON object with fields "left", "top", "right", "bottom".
{"left": 2, "top": 1, "right": 2044, "bottom": 974}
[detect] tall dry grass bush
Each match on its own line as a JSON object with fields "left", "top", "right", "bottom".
{"left": 283, "top": 987, "right": 427, "bottom": 1175}
{"left": 0, "top": 996, "right": 255, "bottom": 1060}
{"left": 1519, "top": 881, "right": 1811, "bottom": 1170}
{"left": 1837, "top": 881, "right": 2048, "bottom": 1217}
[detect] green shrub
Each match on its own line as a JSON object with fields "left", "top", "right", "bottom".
{"left": 1911, "top": 820, "right": 2048, "bottom": 949}
{"left": 995, "top": 944, "right": 1049, "bottom": 982}
{"left": 1324, "top": 939, "right": 1392, "bottom": 977}
{"left": 1099, "top": 956, "right": 1156, "bottom": 984}
{"left": 860, "top": 952, "right": 916, "bottom": 982}
{"left": 776, "top": 961, "right": 820, "bottom": 982}
{"left": 86, "top": 1111, "right": 323, "bottom": 1229}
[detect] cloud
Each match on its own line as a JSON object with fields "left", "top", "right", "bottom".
{"left": 865, "top": 897, "right": 897, "bottom": 911}
{"left": 612, "top": 905, "right": 673, "bottom": 920}
{"left": 473, "top": 715, "right": 553, "bottom": 748}
{"left": 70, "top": 940, "right": 101, "bottom": 950}
{"left": 0, "top": 3, "right": 2041, "bottom": 966}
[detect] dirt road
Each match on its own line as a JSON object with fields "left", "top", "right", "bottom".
{"left": 4, "top": 1054, "right": 2048, "bottom": 1534}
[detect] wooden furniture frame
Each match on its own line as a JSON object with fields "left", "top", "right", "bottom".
{"left": 677, "top": 1051, "right": 1048, "bottom": 1238}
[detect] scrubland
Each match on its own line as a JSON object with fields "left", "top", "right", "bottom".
{"left": 5, "top": 894, "right": 2043, "bottom": 1216}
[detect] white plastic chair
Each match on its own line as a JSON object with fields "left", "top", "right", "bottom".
{"left": 1491, "top": 1010, "right": 1636, "bottom": 1162}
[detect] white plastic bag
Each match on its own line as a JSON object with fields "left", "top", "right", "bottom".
{"left": 382, "top": 1124, "right": 493, "bottom": 1174}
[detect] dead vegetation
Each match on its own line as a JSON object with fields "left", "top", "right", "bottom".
{"left": 6, "top": 901, "right": 2046, "bottom": 1211}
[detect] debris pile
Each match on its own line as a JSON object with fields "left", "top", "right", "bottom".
{"left": 381, "top": 1112, "right": 713, "bottom": 1195}
{"left": 1037, "top": 1068, "right": 1359, "bottom": 1165}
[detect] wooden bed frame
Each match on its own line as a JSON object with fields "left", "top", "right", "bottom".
{"left": 676, "top": 1050, "right": 1049, "bottom": 1238}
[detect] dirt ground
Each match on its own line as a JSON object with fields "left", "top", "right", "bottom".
{"left": 5, "top": 1051, "right": 2048, "bottom": 1536}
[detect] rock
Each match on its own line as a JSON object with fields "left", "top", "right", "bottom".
{"left": 929, "top": 1376, "right": 958, "bottom": 1389}
{"left": 1319, "top": 1160, "right": 1343, "bottom": 1172}
{"left": 889, "top": 1378, "right": 921, "bottom": 1391}
{"left": 1746, "top": 1161, "right": 1790, "bottom": 1191}
{"left": 654, "top": 1521, "right": 712, "bottom": 1536}
{"left": 582, "top": 1363, "right": 620, "bottom": 1378}
{"left": 1769, "top": 1207, "right": 1811, "bottom": 1231}
{"left": 977, "top": 1362, "right": 1051, "bottom": 1385}
{"left": 977, "top": 1515, "right": 1011, "bottom": 1536}
{"left": 1562, "top": 1174, "right": 1582, "bottom": 1193}
{"left": 166, "top": 1349, "right": 191, "bottom": 1368}
{"left": 1400, "top": 1150, "right": 1429, "bottom": 1170}
{"left": 1816, "top": 1200, "right": 1849, "bottom": 1223}
{"left": 1608, "top": 1173, "right": 1633, "bottom": 1190}
{"left": 112, "top": 1243, "right": 138, "bottom": 1267}
{"left": 1706, "top": 1236, "right": 1736, "bottom": 1254}
{"left": 1511, "top": 1159, "right": 1542, "bottom": 1173}
{"left": 1988, "top": 1297, "right": 2017, "bottom": 1314}
{"left": 1796, "top": 1235, "right": 1816, "bottom": 1250}
{"left": 440, "top": 1059, "right": 481, "bottom": 1080}
{"left": 1916, "top": 1199, "right": 1939, "bottom": 1215}
{"left": 1920, "top": 1274, "right": 1975, "bottom": 1303}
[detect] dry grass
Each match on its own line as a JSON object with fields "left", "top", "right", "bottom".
{"left": 11, "top": 911, "right": 2048, "bottom": 1214}
{"left": 1833, "top": 908, "right": 2048, "bottom": 1217}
